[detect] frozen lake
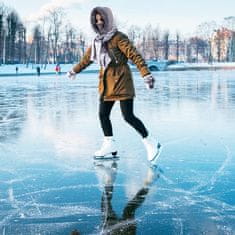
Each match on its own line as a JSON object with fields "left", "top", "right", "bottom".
{"left": 0, "top": 70, "right": 235, "bottom": 234}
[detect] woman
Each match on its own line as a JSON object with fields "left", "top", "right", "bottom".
{"left": 67, "top": 6, "right": 161, "bottom": 162}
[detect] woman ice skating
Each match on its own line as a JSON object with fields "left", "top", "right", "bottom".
{"left": 67, "top": 6, "right": 161, "bottom": 162}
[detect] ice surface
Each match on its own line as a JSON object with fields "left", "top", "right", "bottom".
{"left": 0, "top": 70, "right": 235, "bottom": 234}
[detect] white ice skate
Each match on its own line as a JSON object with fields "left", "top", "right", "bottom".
{"left": 94, "top": 136, "right": 118, "bottom": 159}
{"left": 142, "top": 136, "right": 161, "bottom": 163}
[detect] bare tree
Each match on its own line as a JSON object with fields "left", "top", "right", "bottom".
{"left": 16, "top": 23, "right": 26, "bottom": 63}
{"left": 0, "top": 3, "right": 7, "bottom": 64}
{"left": 138, "top": 26, "right": 148, "bottom": 59}
{"left": 216, "top": 32, "right": 222, "bottom": 62}
{"left": 188, "top": 36, "right": 207, "bottom": 62}
{"left": 64, "top": 24, "right": 74, "bottom": 63}
{"left": 32, "top": 25, "right": 42, "bottom": 64}
{"left": 186, "top": 42, "right": 192, "bottom": 62}
{"left": 152, "top": 27, "right": 160, "bottom": 60}
{"left": 143, "top": 25, "right": 154, "bottom": 59}
{"left": 212, "top": 28, "right": 234, "bottom": 62}
{"left": 223, "top": 16, "right": 235, "bottom": 31}
{"left": 223, "top": 17, "right": 235, "bottom": 61}
{"left": 230, "top": 31, "right": 235, "bottom": 61}
{"left": 5, "top": 10, "right": 22, "bottom": 63}
{"left": 78, "top": 32, "right": 86, "bottom": 58}
{"left": 176, "top": 32, "right": 180, "bottom": 62}
{"left": 127, "top": 25, "right": 141, "bottom": 43}
{"left": 196, "top": 21, "right": 218, "bottom": 40}
{"left": 43, "top": 26, "right": 52, "bottom": 68}
{"left": 47, "top": 7, "right": 65, "bottom": 64}
{"left": 196, "top": 21, "right": 218, "bottom": 62}
{"left": 0, "top": 13, "right": 4, "bottom": 64}
{"left": 163, "top": 30, "right": 169, "bottom": 60}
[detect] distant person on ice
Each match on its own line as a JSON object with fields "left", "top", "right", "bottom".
{"left": 67, "top": 6, "right": 161, "bottom": 162}
{"left": 55, "top": 64, "right": 61, "bottom": 75}
{"left": 15, "top": 66, "right": 19, "bottom": 75}
{"left": 36, "top": 66, "right": 41, "bottom": 76}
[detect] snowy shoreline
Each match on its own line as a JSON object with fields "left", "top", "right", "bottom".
{"left": 167, "top": 62, "right": 235, "bottom": 71}
{"left": 0, "top": 70, "right": 99, "bottom": 77}
{"left": 0, "top": 63, "right": 99, "bottom": 77}
{"left": 1, "top": 62, "right": 235, "bottom": 77}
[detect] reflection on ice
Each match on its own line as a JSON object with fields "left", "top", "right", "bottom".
{"left": 0, "top": 71, "right": 235, "bottom": 234}
{"left": 92, "top": 160, "right": 161, "bottom": 235}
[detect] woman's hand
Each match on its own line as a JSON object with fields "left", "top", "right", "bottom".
{"left": 67, "top": 70, "right": 76, "bottom": 80}
{"left": 143, "top": 74, "right": 155, "bottom": 89}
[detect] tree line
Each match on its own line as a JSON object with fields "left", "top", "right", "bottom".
{"left": 0, "top": 3, "right": 85, "bottom": 66}
{"left": 1, "top": 2, "right": 235, "bottom": 66}
{"left": 127, "top": 19, "right": 235, "bottom": 63}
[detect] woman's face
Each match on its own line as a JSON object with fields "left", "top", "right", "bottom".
{"left": 95, "top": 13, "right": 104, "bottom": 32}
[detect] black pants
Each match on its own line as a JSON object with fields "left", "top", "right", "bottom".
{"left": 99, "top": 99, "right": 148, "bottom": 138}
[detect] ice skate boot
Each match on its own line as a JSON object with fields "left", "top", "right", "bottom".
{"left": 94, "top": 136, "right": 118, "bottom": 159}
{"left": 142, "top": 136, "right": 161, "bottom": 162}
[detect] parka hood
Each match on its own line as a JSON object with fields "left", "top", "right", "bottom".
{"left": 90, "top": 7, "right": 115, "bottom": 34}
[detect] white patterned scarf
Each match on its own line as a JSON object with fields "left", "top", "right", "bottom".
{"left": 90, "top": 27, "right": 117, "bottom": 69}
{"left": 90, "top": 7, "right": 118, "bottom": 69}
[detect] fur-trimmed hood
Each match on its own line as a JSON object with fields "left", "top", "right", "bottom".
{"left": 90, "top": 6, "right": 116, "bottom": 34}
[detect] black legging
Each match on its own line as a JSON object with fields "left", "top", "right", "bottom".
{"left": 99, "top": 99, "right": 148, "bottom": 138}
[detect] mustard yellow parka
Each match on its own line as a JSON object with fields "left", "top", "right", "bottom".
{"left": 73, "top": 8, "right": 150, "bottom": 101}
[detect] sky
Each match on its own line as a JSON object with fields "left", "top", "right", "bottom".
{"left": 1, "top": 0, "right": 235, "bottom": 37}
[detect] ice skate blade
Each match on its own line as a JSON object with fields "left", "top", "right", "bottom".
{"left": 150, "top": 144, "right": 162, "bottom": 165}
{"left": 93, "top": 154, "right": 120, "bottom": 161}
